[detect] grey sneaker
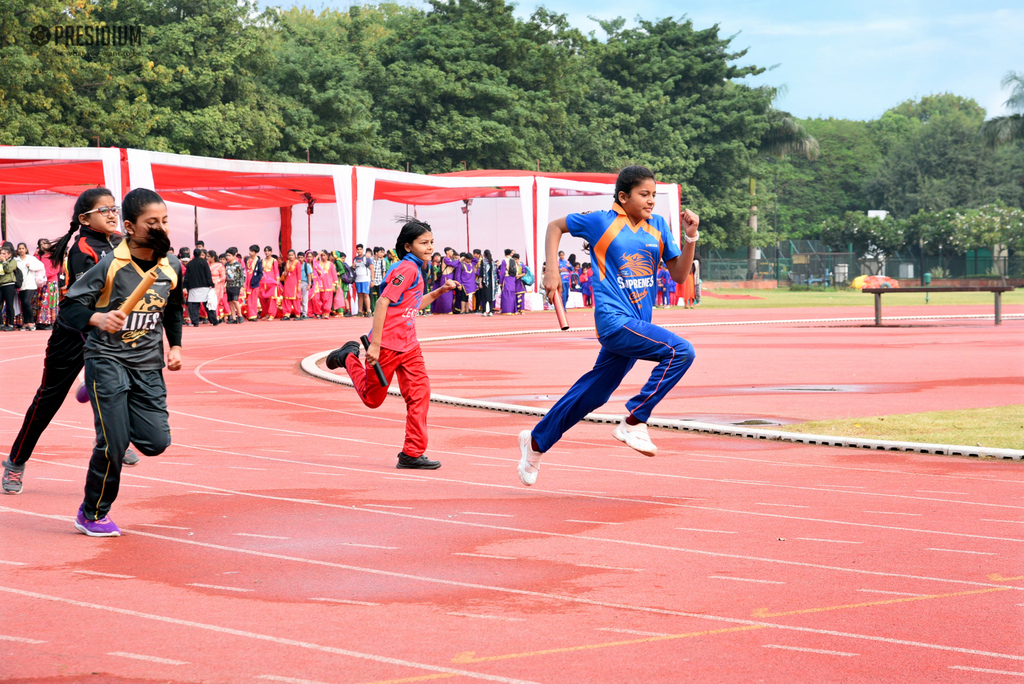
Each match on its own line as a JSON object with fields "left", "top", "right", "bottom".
{"left": 122, "top": 448, "right": 140, "bottom": 467}
{"left": 2, "top": 460, "right": 24, "bottom": 495}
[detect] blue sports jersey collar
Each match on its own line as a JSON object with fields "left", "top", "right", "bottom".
{"left": 402, "top": 253, "right": 424, "bottom": 267}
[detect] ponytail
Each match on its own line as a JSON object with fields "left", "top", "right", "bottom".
{"left": 49, "top": 187, "right": 114, "bottom": 268}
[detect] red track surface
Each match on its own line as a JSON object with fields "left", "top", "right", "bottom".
{"left": 1, "top": 304, "right": 1022, "bottom": 683}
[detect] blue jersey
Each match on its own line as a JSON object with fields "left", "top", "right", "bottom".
{"left": 566, "top": 204, "right": 680, "bottom": 337}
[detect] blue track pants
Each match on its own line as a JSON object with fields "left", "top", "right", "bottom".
{"left": 531, "top": 320, "right": 695, "bottom": 452}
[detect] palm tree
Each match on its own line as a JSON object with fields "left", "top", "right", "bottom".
{"left": 748, "top": 107, "right": 820, "bottom": 278}
{"left": 980, "top": 71, "right": 1024, "bottom": 147}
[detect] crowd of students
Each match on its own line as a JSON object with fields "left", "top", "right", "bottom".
{"left": 1, "top": 234, "right": 698, "bottom": 331}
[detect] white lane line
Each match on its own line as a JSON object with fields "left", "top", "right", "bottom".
{"left": 460, "top": 512, "right": 515, "bottom": 518}
{"left": 857, "top": 589, "right": 926, "bottom": 597}
{"left": 309, "top": 597, "right": 380, "bottom": 606}
{"left": 572, "top": 563, "right": 643, "bottom": 572}
{"left": 566, "top": 519, "right": 624, "bottom": 525}
{"left": 557, "top": 490, "right": 608, "bottom": 495}
{"left": 676, "top": 527, "right": 737, "bottom": 534}
{"left": 364, "top": 504, "right": 414, "bottom": 510}
{"left": 763, "top": 644, "right": 857, "bottom": 657}
{"left": 119, "top": 484, "right": 150, "bottom": 488}
{"left": 343, "top": 542, "right": 400, "bottom": 550}
{"left": 35, "top": 477, "right": 74, "bottom": 482}
{"left": 926, "top": 548, "right": 997, "bottom": 556}
{"left": 0, "top": 559, "right": 27, "bottom": 565}
{"left": 917, "top": 490, "right": 968, "bottom": 495}
{"left": 949, "top": 665, "right": 1024, "bottom": 677}
{"left": 108, "top": 651, "right": 189, "bottom": 665}
{"left": 447, "top": 612, "right": 526, "bottom": 622}
{"left": 453, "top": 553, "right": 517, "bottom": 560}
{"left": 258, "top": 676, "right": 334, "bottom": 684}
{"left": 135, "top": 523, "right": 190, "bottom": 530}
{"left": 470, "top": 463, "right": 507, "bottom": 467}
{"left": 186, "top": 583, "right": 253, "bottom": 592}
{"left": 235, "top": 533, "right": 290, "bottom": 540}
{"left": 710, "top": 576, "right": 786, "bottom": 585}
{"left": 982, "top": 519, "right": 1024, "bottom": 524}
{"left": 72, "top": 570, "right": 135, "bottom": 579}
{"left": 817, "top": 485, "right": 867, "bottom": 489}
{"left": 864, "top": 511, "right": 923, "bottom": 516}
{"left": 156, "top": 462, "right": 194, "bottom": 466}
{"left": 796, "top": 538, "right": 863, "bottom": 545}
{"left": 756, "top": 503, "right": 808, "bottom": 508}
{"left": 0, "top": 634, "right": 46, "bottom": 644}
{"left": 186, "top": 491, "right": 232, "bottom": 495}
{"left": 227, "top": 466, "right": 267, "bottom": 471}
{"left": 596, "top": 627, "right": 672, "bottom": 637}
{"left": 304, "top": 472, "right": 346, "bottom": 477}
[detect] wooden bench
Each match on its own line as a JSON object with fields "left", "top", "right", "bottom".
{"left": 862, "top": 286, "right": 1016, "bottom": 325}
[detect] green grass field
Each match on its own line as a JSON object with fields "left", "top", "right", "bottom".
{"left": 785, "top": 406, "right": 1024, "bottom": 451}
{"left": 695, "top": 287, "right": 1024, "bottom": 309}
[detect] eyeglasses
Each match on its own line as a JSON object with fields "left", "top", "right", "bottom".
{"left": 83, "top": 206, "right": 120, "bottom": 216}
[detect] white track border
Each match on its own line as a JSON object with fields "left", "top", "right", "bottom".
{"left": 300, "top": 313, "right": 1023, "bottom": 462}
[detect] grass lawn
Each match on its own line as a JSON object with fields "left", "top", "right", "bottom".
{"left": 785, "top": 406, "right": 1024, "bottom": 451}
{"left": 695, "top": 287, "right": 1024, "bottom": 309}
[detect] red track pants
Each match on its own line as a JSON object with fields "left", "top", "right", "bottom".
{"left": 345, "top": 345, "right": 430, "bottom": 457}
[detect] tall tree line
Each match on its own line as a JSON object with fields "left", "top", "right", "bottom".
{"left": 1, "top": 0, "right": 1020, "bottom": 251}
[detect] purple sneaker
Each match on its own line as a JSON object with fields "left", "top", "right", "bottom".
{"left": 74, "top": 505, "right": 121, "bottom": 537}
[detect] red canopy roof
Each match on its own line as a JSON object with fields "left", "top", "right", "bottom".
{"left": 151, "top": 163, "right": 339, "bottom": 209}
{"left": 0, "top": 159, "right": 108, "bottom": 196}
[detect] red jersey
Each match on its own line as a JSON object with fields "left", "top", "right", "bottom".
{"left": 370, "top": 255, "right": 424, "bottom": 352}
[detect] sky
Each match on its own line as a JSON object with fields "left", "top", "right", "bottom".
{"left": 280, "top": 0, "right": 1023, "bottom": 121}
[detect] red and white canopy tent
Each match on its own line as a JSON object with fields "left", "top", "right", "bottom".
{"left": 1, "top": 147, "right": 682, "bottom": 292}
{"left": 0, "top": 146, "right": 125, "bottom": 250}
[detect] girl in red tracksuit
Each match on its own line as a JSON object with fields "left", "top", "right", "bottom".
{"left": 325, "top": 219, "right": 457, "bottom": 470}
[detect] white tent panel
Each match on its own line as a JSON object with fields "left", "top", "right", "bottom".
{"left": 5, "top": 194, "right": 84, "bottom": 250}
{"left": 194, "top": 206, "right": 280, "bottom": 254}
{"left": 290, "top": 203, "right": 344, "bottom": 254}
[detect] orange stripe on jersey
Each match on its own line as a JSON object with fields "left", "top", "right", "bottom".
{"left": 593, "top": 215, "right": 629, "bottom": 280}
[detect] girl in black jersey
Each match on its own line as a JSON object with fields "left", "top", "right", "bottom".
{"left": 60, "top": 188, "right": 183, "bottom": 536}
{"left": 2, "top": 188, "right": 144, "bottom": 495}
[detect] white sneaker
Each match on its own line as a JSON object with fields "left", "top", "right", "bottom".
{"left": 517, "top": 430, "right": 543, "bottom": 486}
{"left": 612, "top": 418, "right": 658, "bottom": 456}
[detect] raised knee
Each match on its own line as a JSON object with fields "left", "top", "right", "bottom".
{"left": 673, "top": 340, "right": 695, "bottom": 362}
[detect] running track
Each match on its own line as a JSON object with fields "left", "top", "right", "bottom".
{"left": 1, "top": 303, "right": 1022, "bottom": 683}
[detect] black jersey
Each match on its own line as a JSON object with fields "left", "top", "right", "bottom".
{"left": 60, "top": 241, "right": 184, "bottom": 370}
{"left": 65, "top": 227, "right": 122, "bottom": 289}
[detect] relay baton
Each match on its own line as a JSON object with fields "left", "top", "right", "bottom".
{"left": 360, "top": 335, "right": 388, "bottom": 387}
{"left": 118, "top": 268, "right": 159, "bottom": 314}
{"left": 552, "top": 288, "right": 569, "bottom": 331}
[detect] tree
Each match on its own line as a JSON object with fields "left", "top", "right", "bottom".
{"left": 865, "top": 97, "right": 1022, "bottom": 218}
{"left": 96, "top": 0, "right": 286, "bottom": 159}
{"left": 820, "top": 211, "right": 904, "bottom": 274}
{"left": 582, "top": 16, "right": 773, "bottom": 248}
{"left": 772, "top": 118, "right": 883, "bottom": 238}
{"left": 980, "top": 71, "right": 1024, "bottom": 147}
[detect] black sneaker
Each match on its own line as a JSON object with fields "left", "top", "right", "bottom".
{"left": 325, "top": 341, "right": 360, "bottom": 370}
{"left": 122, "top": 448, "right": 140, "bottom": 467}
{"left": 396, "top": 452, "right": 441, "bottom": 470}
{"left": 2, "top": 460, "right": 24, "bottom": 495}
